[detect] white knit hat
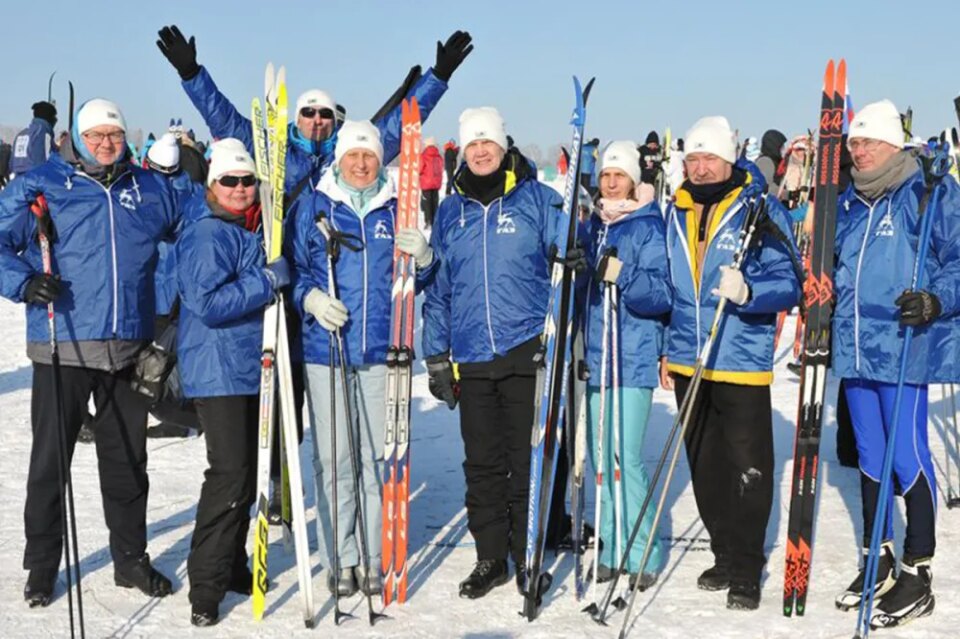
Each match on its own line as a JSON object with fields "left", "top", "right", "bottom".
{"left": 459, "top": 107, "right": 508, "bottom": 151}
{"left": 685, "top": 116, "right": 737, "bottom": 164}
{"left": 849, "top": 99, "right": 904, "bottom": 149}
{"left": 207, "top": 138, "right": 257, "bottom": 185}
{"left": 334, "top": 120, "right": 384, "bottom": 165}
{"left": 296, "top": 89, "right": 336, "bottom": 115}
{"left": 598, "top": 140, "right": 641, "bottom": 185}
{"left": 76, "top": 98, "right": 127, "bottom": 134}
{"left": 146, "top": 132, "right": 180, "bottom": 173}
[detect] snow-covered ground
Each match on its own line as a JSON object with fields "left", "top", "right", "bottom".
{"left": 1, "top": 297, "right": 957, "bottom": 638}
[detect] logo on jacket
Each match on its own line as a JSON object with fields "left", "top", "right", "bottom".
{"left": 716, "top": 227, "right": 737, "bottom": 251}
{"left": 496, "top": 209, "right": 516, "bottom": 234}
{"left": 374, "top": 219, "right": 392, "bottom": 240}
{"left": 118, "top": 188, "right": 137, "bottom": 211}
{"left": 875, "top": 209, "right": 894, "bottom": 238}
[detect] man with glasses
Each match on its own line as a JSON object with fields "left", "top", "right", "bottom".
{"left": 0, "top": 98, "right": 183, "bottom": 607}
{"left": 831, "top": 99, "right": 960, "bottom": 630}
{"left": 157, "top": 25, "right": 472, "bottom": 193}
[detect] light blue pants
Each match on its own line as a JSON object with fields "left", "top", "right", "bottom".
{"left": 304, "top": 363, "right": 386, "bottom": 570}
{"left": 586, "top": 385, "right": 663, "bottom": 574}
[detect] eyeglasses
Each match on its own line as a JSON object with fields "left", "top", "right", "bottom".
{"left": 82, "top": 131, "right": 125, "bottom": 145}
{"left": 847, "top": 138, "right": 882, "bottom": 153}
{"left": 218, "top": 174, "right": 257, "bottom": 188}
{"left": 300, "top": 107, "right": 334, "bottom": 120}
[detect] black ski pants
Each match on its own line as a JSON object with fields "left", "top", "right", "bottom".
{"left": 674, "top": 375, "right": 774, "bottom": 584}
{"left": 24, "top": 363, "right": 149, "bottom": 572}
{"left": 188, "top": 394, "right": 259, "bottom": 604}
{"left": 459, "top": 372, "right": 537, "bottom": 564}
{"left": 421, "top": 189, "right": 440, "bottom": 227}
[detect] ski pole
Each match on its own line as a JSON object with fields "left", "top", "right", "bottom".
{"left": 31, "top": 195, "right": 85, "bottom": 639}
{"left": 588, "top": 282, "right": 611, "bottom": 601}
{"left": 610, "top": 283, "right": 624, "bottom": 575}
{"left": 854, "top": 150, "right": 948, "bottom": 639}
{"left": 590, "top": 195, "right": 768, "bottom": 630}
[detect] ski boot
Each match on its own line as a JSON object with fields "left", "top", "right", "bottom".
{"left": 114, "top": 554, "right": 173, "bottom": 597}
{"left": 23, "top": 565, "right": 58, "bottom": 608}
{"left": 697, "top": 562, "right": 731, "bottom": 591}
{"left": 870, "top": 556, "right": 934, "bottom": 629}
{"left": 835, "top": 540, "right": 896, "bottom": 611}
{"left": 327, "top": 567, "right": 358, "bottom": 597}
{"left": 190, "top": 601, "right": 219, "bottom": 627}
{"left": 459, "top": 559, "right": 509, "bottom": 599}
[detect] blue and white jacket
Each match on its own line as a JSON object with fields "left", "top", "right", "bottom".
{"left": 832, "top": 162, "right": 960, "bottom": 384}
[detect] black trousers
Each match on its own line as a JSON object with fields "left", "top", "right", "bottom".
{"left": 25, "top": 363, "right": 149, "bottom": 572}
{"left": 835, "top": 379, "right": 859, "bottom": 467}
{"left": 188, "top": 395, "right": 259, "bottom": 604}
{"left": 421, "top": 189, "right": 440, "bottom": 227}
{"left": 459, "top": 373, "right": 537, "bottom": 564}
{"left": 674, "top": 376, "right": 774, "bottom": 583}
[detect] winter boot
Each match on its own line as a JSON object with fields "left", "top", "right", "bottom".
{"left": 697, "top": 562, "right": 731, "bottom": 591}
{"left": 458, "top": 559, "right": 509, "bottom": 599}
{"left": 727, "top": 579, "right": 761, "bottom": 610}
{"left": 23, "top": 565, "right": 58, "bottom": 608}
{"left": 869, "top": 556, "right": 934, "bottom": 629}
{"left": 835, "top": 540, "right": 896, "bottom": 611}
{"left": 628, "top": 571, "right": 659, "bottom": 592}
{"left": 327, "top": 567, "right": 358, "bottom": 597}
{"left": 190, "top": 600, "right": 219, "bottom": 627}
{"left": 114, "top": 554, "right": 173, "bottom": 597}
{"left": 596, "top": 564, "right": 617, "bottom": 584}
{"left": 354, "top": 565, "right": 382, "bottom": 596}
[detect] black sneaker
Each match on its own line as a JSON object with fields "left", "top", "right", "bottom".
{"left": 190, "top": 600, "right": 219, "bottom": 627}
{"left": 114, "top": 554, "right": 173, "bottom": 597}
{"left": 23, "top": 565, "right": 58, "bottom": 608}
{"left": 835, "top": 540, "right": 897, "bottom": 611}
{"left": 727, "top": 580, "right": 761, "bottom": 610}
{"left": 458, "top": 559, "right": 509, "bottom": 599}
{"left": 697, "top": 563, "right": 730, "bottom": 591}
{"left": 870, "top": 556, "right": 935, "bottom": 629}
{"left": 327, "top": 567, "right": 358, "bottom": 597}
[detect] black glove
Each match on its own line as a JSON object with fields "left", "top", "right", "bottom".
{"left": 550, "top": 243, "right": 588, "bottom": 274}
{"left": 433, "top": 30, "right": 474, "bottom": 82}
{"left": 426, "top": 354, "right": 459, "bottom": 409}
{"left": 157, "top": 25, "right": 200, "bottom": 81}
{"left": 23, "top": 274, "right": 62, "bottom": 306}
{"left": 895, "top": 289, "right": 942, "bottom": 327}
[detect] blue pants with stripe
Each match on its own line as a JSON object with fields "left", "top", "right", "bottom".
{"left": 844, "top": 378, "right": 936, "bottom": 558}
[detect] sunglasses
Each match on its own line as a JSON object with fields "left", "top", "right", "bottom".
{"left": 218, "top": 174, "right": 257, "bottom": 188}
{"left": 300, "top": 107, "right": 334, "bottom": 119}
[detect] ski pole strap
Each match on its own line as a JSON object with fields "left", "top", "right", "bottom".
{"left": 917, "top": 146, "right": 952, "bottom": 218}
{"left": 314, "top": 212, "right": 363, "bottom": 261}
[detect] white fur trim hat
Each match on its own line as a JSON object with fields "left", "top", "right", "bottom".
{"left": 459, "top": 107, "right": 508, "bottom": 151}
{"left": 334, "top": 120, "right": 384, "bottom": 165}
{"left": 207, "top": 138, "right": 256, "bottom": 185}
{"left": 598, "top": 140, "right": 641, "bottom": 185}
{"left": 296, "top": 89, "right": 336, "bottom": 115}
{"left": 146, "top": 132, "right": 180, "bottom": 173}
{"left": 76, "top": 98, "right": 127, "bottom": 134}
{"left": 684, "top": 116, "right": 737, "bottom": 164}
{"left": 848, "top": 99, "right": 904, "bottom": 149}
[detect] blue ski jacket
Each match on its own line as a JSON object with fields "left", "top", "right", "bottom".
{"left": 155, "top": 171, "right": 203, "bottom": 315}
{"left": 664, "top": 166, "right": 801, "bottom": 385}
{"left": 832, "top": 163, "right": 960, "bottom": 384}
{"left": 175, "top": 193, "right": 275, "bottom": 398}
{"left": 290, "top": 169, "right": 402, "bottom": 367}
{"left": 10, "top": 118, "right": 54, "bottom": 175}
{"left": 0, "top": 154, "right": 181, "bottom": 344}
{"left": 585, "top": 203, "right": 672, "bottom": 389}
{"left": 422, "top": 155, "right": 587, "bottom": 363}
{"left": 181, "top": 66, "right": 448, "bottom": 193}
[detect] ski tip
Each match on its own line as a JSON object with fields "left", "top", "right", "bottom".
{"left": 277, "top": 65, "right": 287, "bottom": 86}
{"left": 835, "top": 59, "right": 847, "bottom": 99}
{"left": 823, "top": 59, "right": 835, "bottom": 96}
{"left": 582, "top": 77, "right": 596, "bottom": 104}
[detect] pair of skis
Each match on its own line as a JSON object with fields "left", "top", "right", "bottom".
{"left": 381, "top": 97, "right": 422, "bottom": 607}
{"left": 782, "top": 58, "right": 845, "bottom": 619}
{"left": 522, "top": 75, "right": 595, "bottom": 621}
{"left": 250, "top": 63, "right": 315, "bottom": 627}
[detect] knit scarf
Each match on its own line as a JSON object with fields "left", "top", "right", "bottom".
{"left": 335, "top": 169, "right": 387, "bottom": 218}
{"left": 851, "top": 150, "right": 919, "bottom": 202}
{"left": 216, "top": 201, "right": 262, "bottom": 232}
{"left": 597, "top": 197, "right": 642, "bottom": 225}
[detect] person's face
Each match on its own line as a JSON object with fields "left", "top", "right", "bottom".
{"left": 212, "top": 171, "right": 257, "bottom": 209}
{"left": 297, "top": 106, "right": 335, "bottom": 142}
{"left": 684, "top": 152, "right": 733, "bottom": 185}
{"left": 339, "top": 149, "right": 380, "bottom": 189}
{"left": 81, "top": 125, "right": 126, "bottom": 165}
{"left": 599, "top": 169, "right": 635, "bottom": 200}
{"left": 464, "top": 139, "right": 505, "bottom": 177}
{"left": 848, "top": 137, "right": 900, "bottom": 172}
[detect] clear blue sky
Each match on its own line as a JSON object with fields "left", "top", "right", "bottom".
{"left": 3, "top": 0, "right": 958, "bottom": 148}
